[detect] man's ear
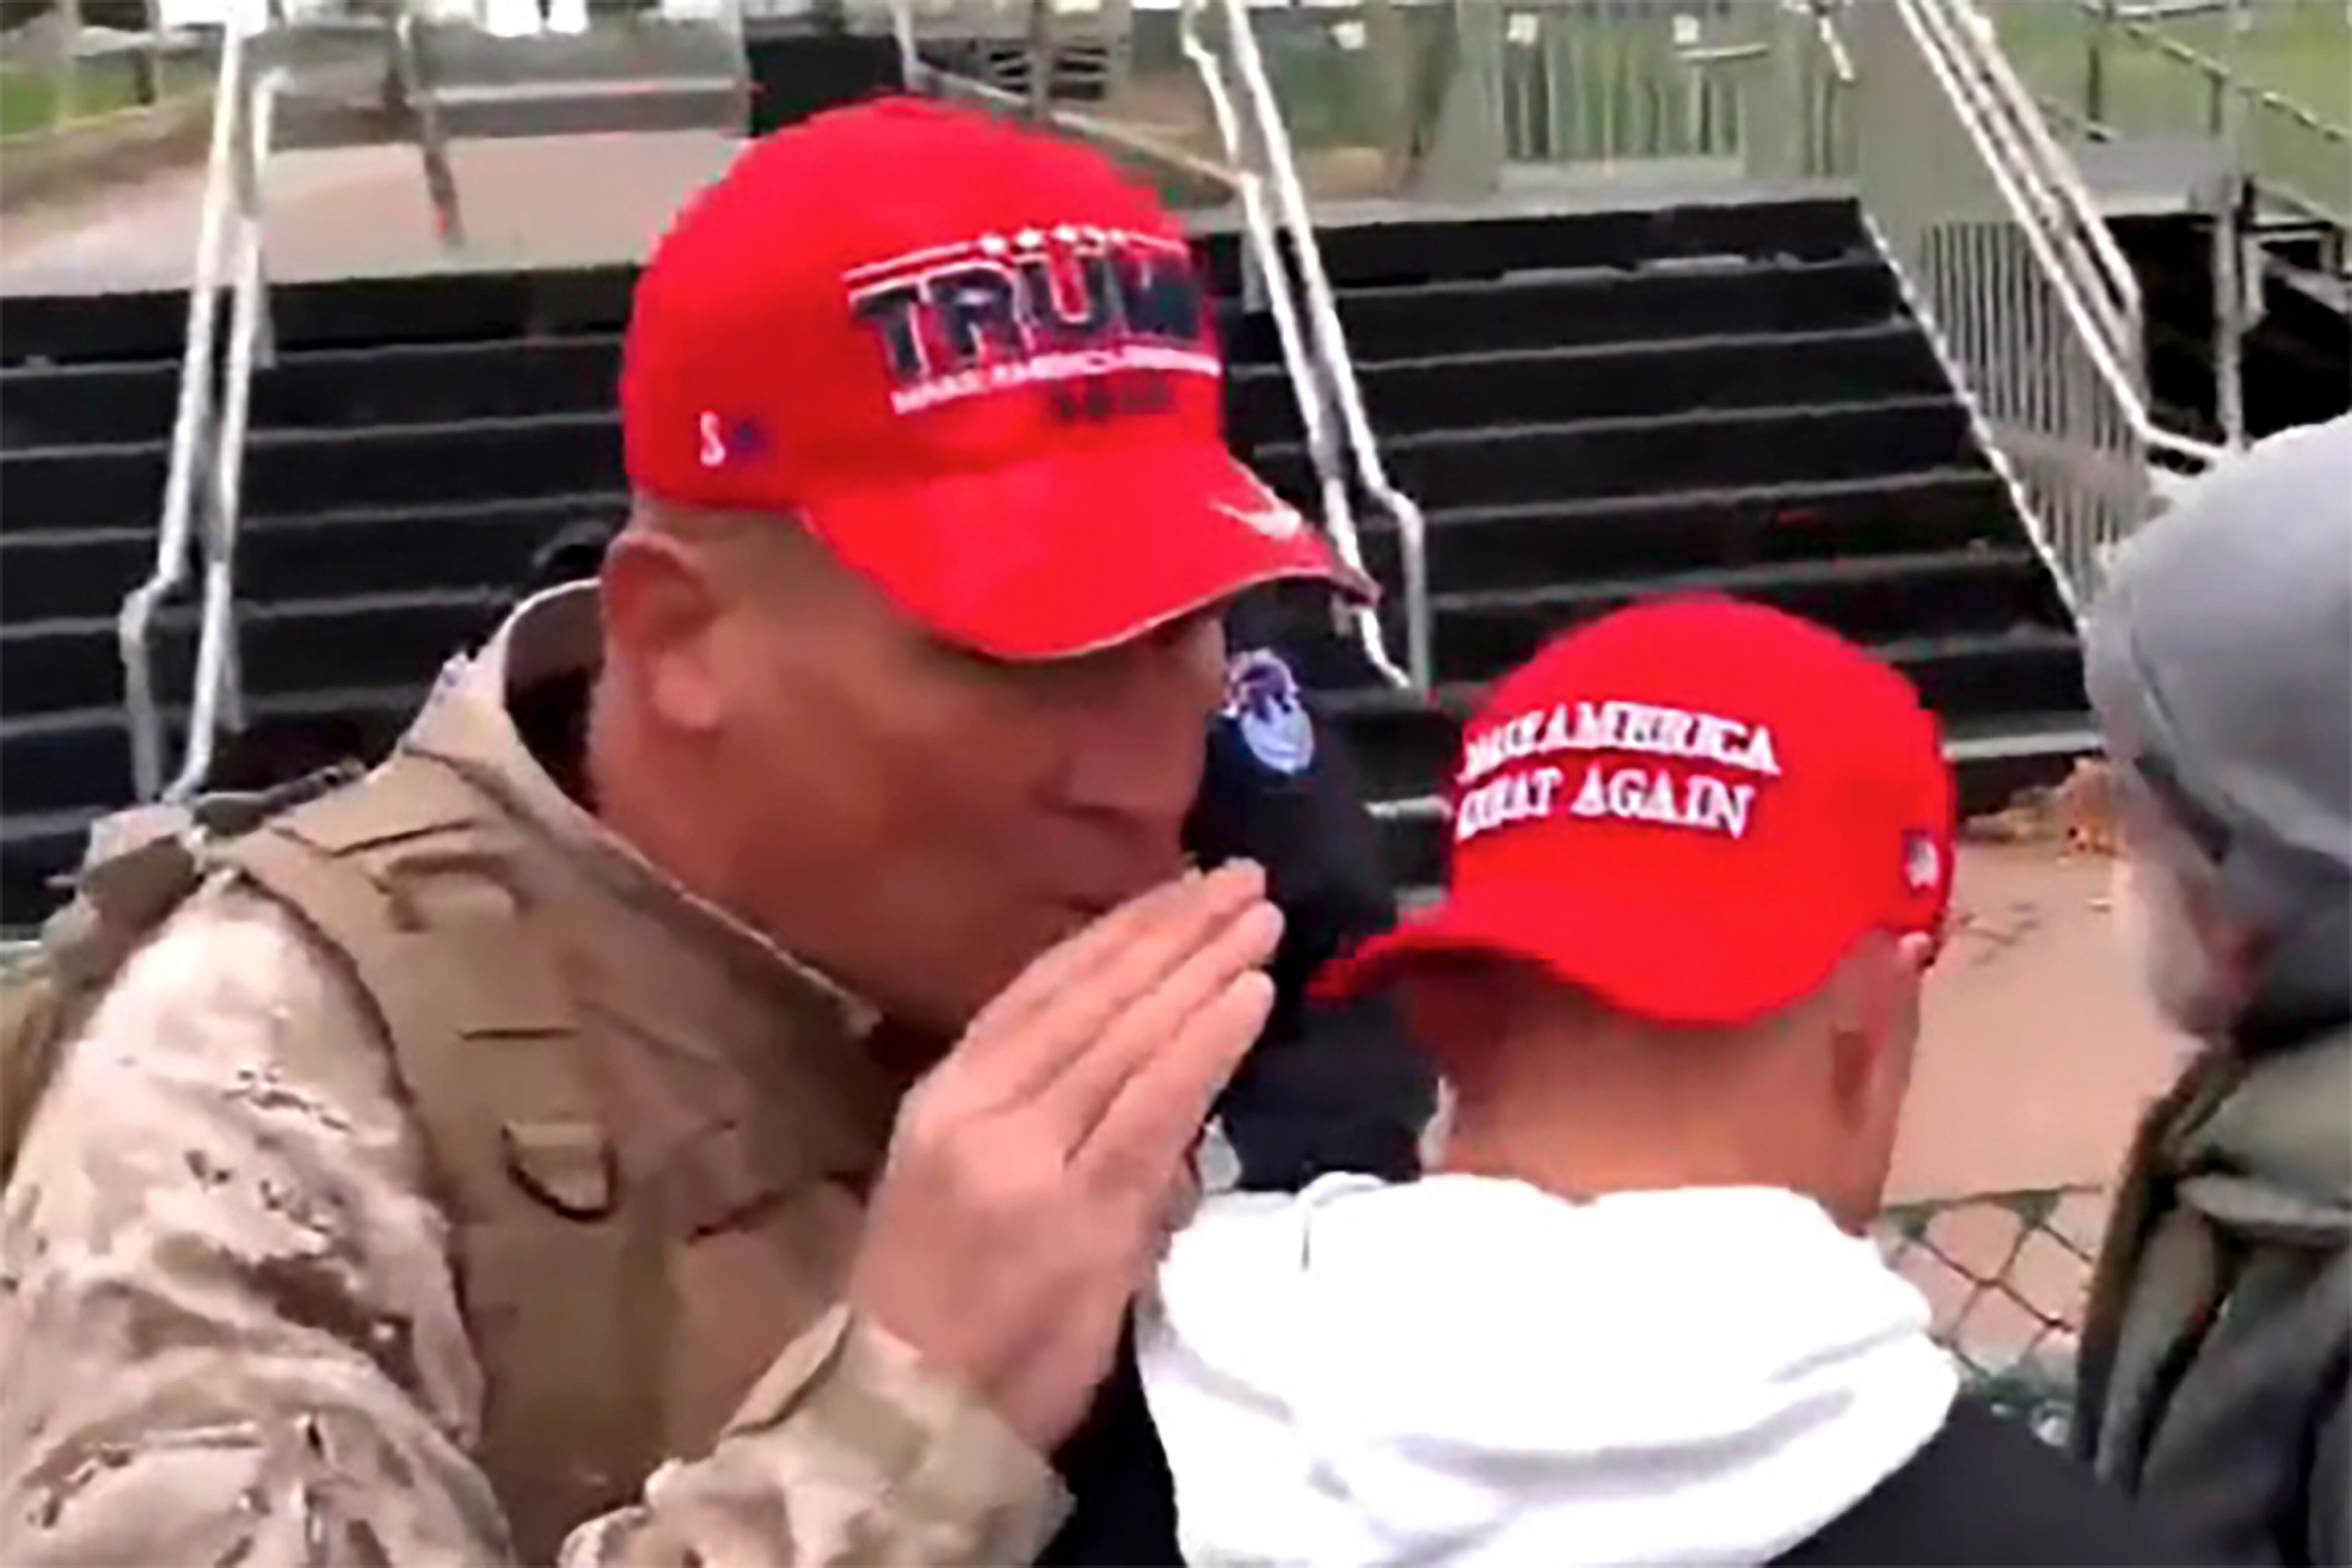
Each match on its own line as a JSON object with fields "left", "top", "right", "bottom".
{"left": 1826, "top": 932, "right": 1930, "bottom": 1122}
{"left": 599, "top": 529, "right": 729, "bottom": 735}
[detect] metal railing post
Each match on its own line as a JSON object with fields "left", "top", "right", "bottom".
{"left": 171, "top": 67, "right": 283, "bottom": 803}
{"left": 1215, "top": 0, "right": 1429, "bottom": 690}
{"left": 1845, "top": 0, "right": 2222, "bottom": 625}
{"left": 1024, "top": 0, "right": 1055, "bottom": 119}
{"left": 121, "top": 15, "right": 249, "bottom": 803}
{"left": 888, "top": 0, "right": 1426, "bottom": 690}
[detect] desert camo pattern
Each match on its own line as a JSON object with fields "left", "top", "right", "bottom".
{"left": 0, "top": 882, "right": 1066, "bottom": 1567}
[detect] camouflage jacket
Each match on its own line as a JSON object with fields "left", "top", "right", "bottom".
{"left": 0, "top": 586, "right": 1066, "bottom": 1566}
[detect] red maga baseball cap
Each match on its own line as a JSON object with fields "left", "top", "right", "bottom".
{"left": 621, "top": 97, "right": 1371, "bottom": 660}
{"left": 1318, "top": 596, "right": 1957, "bottom": 1026}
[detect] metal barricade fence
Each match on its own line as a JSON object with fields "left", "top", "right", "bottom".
{"left": 1844, "top": 0, "right": 2189, "bottom": 620}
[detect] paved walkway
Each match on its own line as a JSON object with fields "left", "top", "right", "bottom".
{"left": 1, "top": 130, "right": 739, "bottom": 295}
{"left": 1895, "top": 840, "right": 2179, "bottom": 1204}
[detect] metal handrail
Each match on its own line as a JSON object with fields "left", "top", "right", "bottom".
{"left": 890, "top": 0, "right": 1425, "bottom": 691}
{"left": 393, "top": 8, "right": 465, "bottom": 245}
{"left": 1212, "top": 0, "right": 1428, "bottom": 690}
{"left": 2059, "top": 4, "right": 2352, "bottom": 230}
{"left": 172, "top": 67, "right": 285, "bottom": 802}
{"left": 1176, "top": 0, "right": 1359, "bottom": 637}
{"left": 1852, "top": 0, "right": 2221, "bottom": 623}
{"left": 1935, "top": 0, "right": 2145, "bottom": 358}
{"left": 119, "top": 13, "right": 250, "bottom": 804}
{"left": 1922, "top": 0, "right": 2224, "bottom": 469}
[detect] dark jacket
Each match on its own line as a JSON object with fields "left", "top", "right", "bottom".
{"left": 2073, "top": 907, "right": 2352, "bottom": 1568}
{"left": 1780, "top": 1397, "right": 2193, "bottom": 1565}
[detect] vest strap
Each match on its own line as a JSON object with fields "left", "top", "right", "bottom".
{"left": 219, "top": 753, "right": 668, "bottom": 1560}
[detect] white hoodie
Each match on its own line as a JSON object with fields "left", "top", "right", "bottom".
{"left": 1136, "top": 1175, "right": 1960, "bottom": 1568}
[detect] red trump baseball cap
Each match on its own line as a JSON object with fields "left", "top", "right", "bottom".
{"left": 1318, "top": 596, "right": 1957, "bottom": 1026}
{"left": 621, "top": 96, "right": 1371, "bottom": 660}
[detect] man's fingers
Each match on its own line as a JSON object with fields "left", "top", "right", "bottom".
{"left": 960, "top": 868, "right": 1208, "bottom": 1043}
{"left": 1033, "top": 896, "right": 1283, "bottom": 1142}
{"left": 1072, "top": 968, "right": 1276, "bottom": 1205}
{"left": 951, "top": 862, "right": 1269, "bottom": 1109}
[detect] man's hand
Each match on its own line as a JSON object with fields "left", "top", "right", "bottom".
{"left": 847, "top": 861, "right": 1282, "bottom": 1453}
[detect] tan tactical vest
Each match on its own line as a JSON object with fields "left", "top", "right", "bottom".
{"left": 0, "top": 630, "right": 904, "bottom": 1562}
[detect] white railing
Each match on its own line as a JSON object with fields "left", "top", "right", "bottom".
{"left": 1845, "top": 0, "right": 2222, "bottom": 620}
{"left": 118, "top": 10, "right": 284, "bottom": 804}
{"left": 890, "top": 0, "right": 1428, "bottom": 690}
{"left": 1208, "top": 0, "right": 1427, "bottom": 687}
{"left": 118, "top": 0, "right": 756, "bottom": 803}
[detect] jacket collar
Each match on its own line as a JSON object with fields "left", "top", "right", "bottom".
{"left": 400, "top": 582, "right": 899, "bottom": 1227}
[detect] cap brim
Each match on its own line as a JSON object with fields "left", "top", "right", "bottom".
{"left": 1316, "top": 867, "right": 1876, "bottom": 1029}
{"left": 805, "top": 442, "right": 1375, "bottom": 661}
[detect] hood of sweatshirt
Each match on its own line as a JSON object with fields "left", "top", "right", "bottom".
{"left": 1137, "top": 1175, "right": 1960, "bottom": 1568}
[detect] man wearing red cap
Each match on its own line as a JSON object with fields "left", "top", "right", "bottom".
{"left": 0, "top": 99, "right": 1385, "bottom": 1567}
{"left": 1138, "top": 596, "right": 2181, "bottom": 1565}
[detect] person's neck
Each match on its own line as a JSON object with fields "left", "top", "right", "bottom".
{"left": 1435, "top": 1011, "right": 1811, "bottom": 1209}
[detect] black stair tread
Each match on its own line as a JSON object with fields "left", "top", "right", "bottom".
{"left": 0, "top": 682, "right": 418, "bottom": 825}
{"left": 1233, "top": 320, "right": 1922, "bottom": 383}
{"left": 1, "top": 583, "right": 507, "bottom": 639}
{"left": 1321, "top": 255, "right": 1902, "bottom": 354}
{"left": 1257, "top": 393, "right": 1965, "bottom": 463}
{"left": 0, "top": 357, "right": 179, "bottom": 389}
{"left": 1325, "top": 252, "right": 1887, "bottom": 310}
{"left": 1314, "top": 624, "right": 2081, "bottom": 716}
{"left": 248, "top": 407, "right": 614, "bottom": 454}
{"left": 1375, "top": 467, "right": 2011, "bottom": 534}
{"left": 0, "top": 433, "right": 169, "bottom": 462}
{"left": 1428, "top": 544, "right": 2045, "bottom": 613}
{"left": 1309, "top": 197, "right": 1871, "bottom": 286}
{"left": 240, "top": 487, "right": 626, "bottom": 532}
{"left": 0, "top": 680, "right": 424, "bottom": 746}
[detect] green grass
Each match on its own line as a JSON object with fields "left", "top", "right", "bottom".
{"left": 1989, "top": 0, "right": 2350, "bottom": 219}
{"left": 0, "top": 50, "right": 211, "bottom": 138}
{"left": 1989, "top": 0, "right": 2351, "bottom": 129}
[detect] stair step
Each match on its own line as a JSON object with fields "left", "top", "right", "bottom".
{"left": 1, "top": 413, "right": 625, "bottom": 532}
{"left": 0, "top": 438, "right": 171, "bottom": 536}
{"left": 0, "top": 526, "right": 158, "bottom": 624}
{"left": 1, "top": 336, "right": 625, "bottom": 445}
{"left": 1259, "top": 397, "right": 1978, "bottom": 514}
{"left": 0, "top": 685, "right": 421, "bottom": 824}
{"left": 0, "top": 493, "right": 625, "bottom": 624}
{"left": 0, "top": 588, "right": 498, "bottom": 720}
{"left": 1318, "top": 623, "right": 2085, "bottom": 805}
{"left": 1326, "top": 256, "right": 1904, "bottom": 360}
{"left": 1421, "top": 547, "right": 2070, "bottom": 686}
{"left": 1235, "top": 324, "right": 1941, "bottom": 437}
{"left": 1355, "top": 469, "right": 2022, "bottom": 595}
{"left": 1309, "top": 196, "right": 1870, "bottom": 289}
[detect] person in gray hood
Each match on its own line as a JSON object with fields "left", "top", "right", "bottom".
{"left": 2075, "top": 411, "right": 2352, "bottom": 1567}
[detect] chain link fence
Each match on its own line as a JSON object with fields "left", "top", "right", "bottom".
{"left": 1875, "top": 1182, "right": 2106, "bottom": 1446}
